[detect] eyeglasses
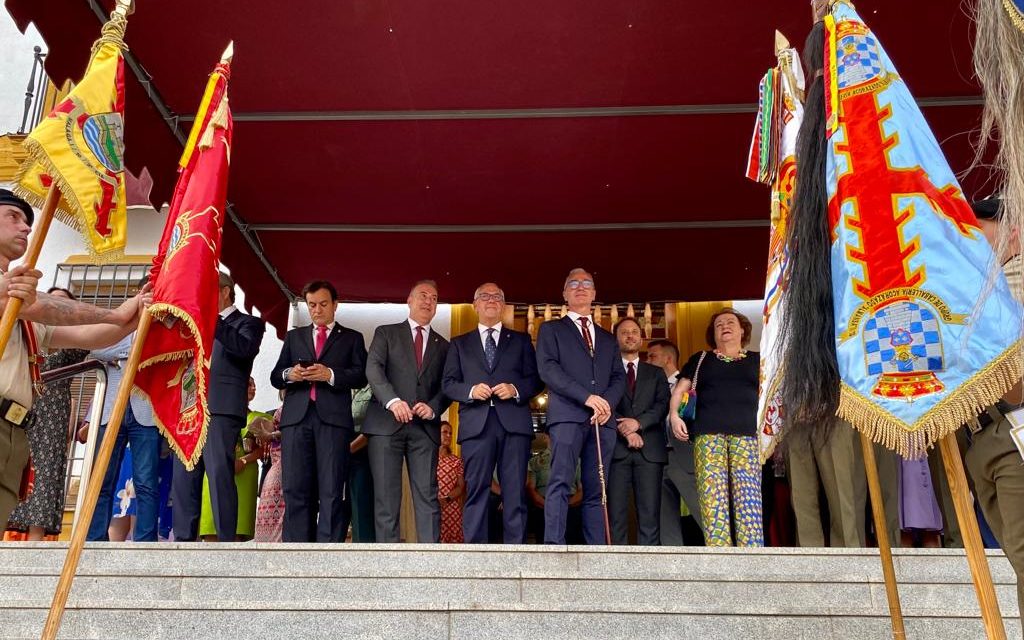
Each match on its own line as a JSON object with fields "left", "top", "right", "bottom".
{"left": 565, "top": 279, "right": 594, "bottom": 290}
{"left": 475, "top": 293, "right": 504, "bottom": 302}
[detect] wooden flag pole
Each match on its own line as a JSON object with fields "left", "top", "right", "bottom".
{"left": 0, "top": 183, "right": 60, "bottom": 362}
{"left": 40, "top": 309, "right": 153, "bottom": 640}
{"left": 938, "top": 432, "right": 1007, "bottom": 639}
{"left": 859, "top": 431, "right": 906, "bottom": 639}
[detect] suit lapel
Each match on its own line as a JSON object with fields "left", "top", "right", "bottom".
{"left": 493, "top": 327, "right": 513, "bottom": 369}
{"left": 317, "top": 324, "right": 344, "bottom": 359}
{"left": 419, "top": 330, "right": 443, "bottom": 376}
{"left": 468, "top": 330, "right": 489, "bottom": 371}
{"left": 397, "top": 322, "right": 417, "bottom": 368}
{"left": 562, "top": 316, "right": 592, "bottom": 358}
{"left": 300, "top": 325, "right": 316, "bottom": 360}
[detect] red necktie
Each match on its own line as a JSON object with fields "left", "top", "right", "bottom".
{"left": 579, "top": 317, "right": 594, "bottom": 356}
{"left": 415, "top": 325, "right": 425, "bottom": 371}
{"left": 311, "top": 324, "right": 327, "bottom": 401}
{"left": 627, "top": 361, "right": 636, "bottom": 396}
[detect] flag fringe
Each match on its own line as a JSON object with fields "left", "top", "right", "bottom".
{"left": 12, "top": 136, "right": 125, "bottom": 262}
{"left": 838, "top": 341, "right": 1023, "bottom": 458}
{"left": 136, "top": 302, "right": 211, "bottom": 470}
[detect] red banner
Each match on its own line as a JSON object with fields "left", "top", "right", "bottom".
{"left": 134, "top": 58, "right": 233, "bottom": 468}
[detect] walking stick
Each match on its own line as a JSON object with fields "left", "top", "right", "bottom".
{"left": 0, "top": 183, "right": 60, "bottom": 362}
{"left": 593, "top": 421, "right": 612, "bottom": 545}
{"left": 41, "top": 309, "right": 153, "bottom": 640}
{"left": 858, "top": 431, "right": 906, "bottom": 639}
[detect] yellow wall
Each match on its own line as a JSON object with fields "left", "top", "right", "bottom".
{"left": 668, "top": 301, "right": 733, "bottom": 363}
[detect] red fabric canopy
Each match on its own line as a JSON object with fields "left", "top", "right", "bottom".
{"left": 5, "top": 0, "right": 986, "bottom": 335}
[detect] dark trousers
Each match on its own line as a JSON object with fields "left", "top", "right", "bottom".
{"left": 340, "top": 447, "right": 376, "bottom": 542}
{"left": 171, "top": 413, "right": 243, "bottom": 542}
{"left": 608, "top": 451, "right": 664, "bottom": 545}
{"left": 87, "top": 405, "right": 160, "bottom": 542}
{"left": 544, "top": 421, "right": 615, "bottom": 544}
{"left": 461, "top": 408, "right": 532, "bottom": 544}
{"left": 528, "top": 503, "right": 584, "bottom": 544}
{"left": 367, "top": 423, "right": 439, "bottom": 543}
{"left": 280, "top": 405, "right": 351, "bottom": 542}
{"left": 660, "top": 441, "right": 704, "bottom": 544}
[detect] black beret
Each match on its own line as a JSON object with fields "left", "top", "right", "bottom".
{"left": 0, "top": 189, "right": 33, "bottom": 226}
{"left": 972, "top": 197, "right": 1002, "bottom": 222}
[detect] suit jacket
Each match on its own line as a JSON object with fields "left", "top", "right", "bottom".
{"left": 363, "top": 321, "right": 451, "bottom": 442}
{"left": 270, "top": 323, "right": 368, "bottom": 428}
{"left": 536, "top": 316, "right": 625, "bottom": 428}
{"left": 614, "top": 360, "right": 670, "bottom": 463}
{"left": 442, "top": 326, "right": 544, "bottom": 442}
{"left": 209, "top": 309, "right": 266, "bottom": 418}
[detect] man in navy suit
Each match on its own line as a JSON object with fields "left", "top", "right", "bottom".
{"left": 443, "top": 282, "right": 543, "bottom": 543}
{"left": 172, "top": 271, "right": 265, "bottom": 542}
{"left": 536, "top": 268, "right": 625, "bottom": 544}
{"left": 271, "top": 280, "right": 368, "bottom": 542}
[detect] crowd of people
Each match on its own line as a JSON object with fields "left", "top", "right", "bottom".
{"left": 0, "top": 187, "right": 1018, "bottom": 559}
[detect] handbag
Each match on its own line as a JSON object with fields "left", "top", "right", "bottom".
{"left": 677, "top": 351, "right": 708, "bottom": 426}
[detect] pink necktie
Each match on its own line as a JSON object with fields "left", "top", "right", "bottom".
{"left": 311, "top": 325, "right": 327, "bottom": 401}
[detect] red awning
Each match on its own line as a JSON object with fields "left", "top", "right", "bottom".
{"left": 4, "top": 0, "right": 986, "bottom": 335}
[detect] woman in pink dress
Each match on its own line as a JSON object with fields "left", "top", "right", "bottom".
{"left": 437, "top": 421, "right": 465, "bottom": 543}
{"left": 254, "top": 408, "right": 284, "bottom": 543}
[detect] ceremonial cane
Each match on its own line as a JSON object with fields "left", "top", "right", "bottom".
{"left": 593, "top": 421, "right": 612, "bottom": 545}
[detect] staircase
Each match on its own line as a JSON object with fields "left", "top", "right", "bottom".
{"left": 0, "top": 543, "right": 1019, "bottom": 639}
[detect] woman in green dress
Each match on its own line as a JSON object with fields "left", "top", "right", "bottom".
{"left": 198, "top": 378, "right": 267, "bottom": 541}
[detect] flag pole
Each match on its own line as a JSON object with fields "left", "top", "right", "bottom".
{"left": 40, "top": 309, "right": 153, "bottom": 640}
{"left": 938, "top": 433, "right": 1007, "bottom": 639}
{"left": 0, "top": 183, "right": 60, "bottom": 362}
{"left": 858, "top": 431, "right": 906, "bottom": 639}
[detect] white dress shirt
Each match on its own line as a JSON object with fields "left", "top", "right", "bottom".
{"left": 471, "top": 323, "right": 518, "bottom": 402}
{"left": 566, "top": 310, "right": 595, "bottom": 348}
{"left": 219, "top": 304, "right": 237, "bottom": 319}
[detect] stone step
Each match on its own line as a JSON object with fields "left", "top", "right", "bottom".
{"left": 0, "top": 543, "right": 1019, "bottom": 640}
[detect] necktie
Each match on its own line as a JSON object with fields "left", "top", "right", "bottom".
{"left": 311, "top": 325, "right": 328, "bottom": 401}
{"left": 627, "top": 361, "right": 636, "bottom": 396}
{"left": 579, "top": 316, "right": 594, "bottom": 356}
{"left": 415, "top": 325, "right": 425, "bottom": 371}
{"left": 484, "top": 328, "right": 497, "bottom": 370}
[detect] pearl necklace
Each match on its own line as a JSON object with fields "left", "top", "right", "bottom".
{"left": 714, "top": 349, "right": 747, "bottom": 363}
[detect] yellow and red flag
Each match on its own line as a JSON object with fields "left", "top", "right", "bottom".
{"left": 133, "top": 49, "right": 234, "bottom": 468}
{"left": 14, "top": 1, "right": 131, "bottom": 260}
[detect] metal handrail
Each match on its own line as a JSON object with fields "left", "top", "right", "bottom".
{"left": 42, "top": 358, "right": 105, "bottom": 385}
{"left": 18, "top": 46, "right": 47, "bottom": 135}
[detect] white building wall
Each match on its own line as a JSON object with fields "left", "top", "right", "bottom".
{"left": 0, "top": 13, "right": 45, "bottom": 134}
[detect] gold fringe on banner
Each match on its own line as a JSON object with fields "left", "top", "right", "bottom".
{"left": 838, "top": 341, "right": 1023, "bottom": 458}
{"left": 133, "top": 302, "right": 212, "bottom": 470}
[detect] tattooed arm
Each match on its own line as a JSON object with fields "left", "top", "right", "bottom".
{"left": 21, "top": 291, "right": 138, "bottom": 327}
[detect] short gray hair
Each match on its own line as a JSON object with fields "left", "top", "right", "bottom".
{"left": 409, "top": 279, "right": 439, "bottom": 297}
{"left": 563, "top": 267, "right": 592, "bottom": 289}
{"left": 473, "top": 282, "right": 505, "bottom": 300}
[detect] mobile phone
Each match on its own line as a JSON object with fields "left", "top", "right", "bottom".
{"left": 297, "top": 358, "right": 314, "bottom": 368}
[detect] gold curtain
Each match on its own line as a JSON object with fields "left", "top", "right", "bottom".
{"left": 666, "top": 301, "right": 734, "bottom": 362}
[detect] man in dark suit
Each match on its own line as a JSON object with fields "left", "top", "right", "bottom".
{"left": 536, "top": 268, "right": 625, "bottom": 545}
{"left": 271, "top": 280, "right": 368, "bottom": 542}
{"left": 608, "top": 317, "right": 670, "bottom": 545}
{"left": 172, "top": 271, "right": 265, "bottom": 542}
{"left": 364, "top": 279, "right": 451, "bottom": 542}
{"left": 442, "top": 282, "right": 543, "bottom": 543}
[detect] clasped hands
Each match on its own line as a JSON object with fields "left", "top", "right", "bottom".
{"left": 388, "top": 400, "right": 434, "bottom": 423}
{"left": 470, "top": 382, "right": 518, "bottom": 402}
{"left": 287, "top": 363, "right": 332, "bottom": 383}
{"left": 616, "top": 417, "right": 644, "bottom": 449}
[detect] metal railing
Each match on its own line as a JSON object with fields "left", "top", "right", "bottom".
{"left": 18, "top": 46, "right": 48, "bottom": 135}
